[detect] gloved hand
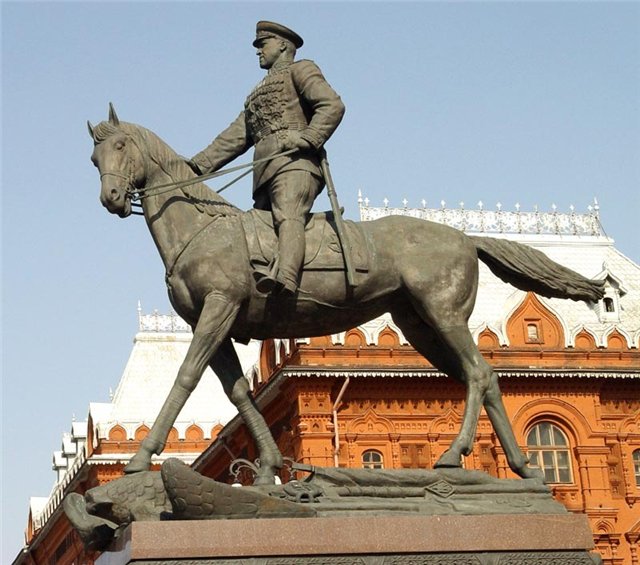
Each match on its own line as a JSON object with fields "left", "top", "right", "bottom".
{"left": 280, "top": 131, "right": 313, "bottom": 153}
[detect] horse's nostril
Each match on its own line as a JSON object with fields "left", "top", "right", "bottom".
{"left": 110, "top": 189, "right": 119, "bottom": 200}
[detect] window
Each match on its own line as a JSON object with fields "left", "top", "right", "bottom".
{"left": 598, "top": 279, "right": 622, "bottom": 323}
{"left": 362, "top": 449, "right": 384, "bottom": 469}
{"left": 603, "top": 297, "right": 615, "bottom": 313}
{"left": 526, "top": 422, "right": 572, "bottom": 483}
{"left": 633, "top": 450, "right": 640, "bottom": 487}
{"left": 524, "top": 319, "right": 542, "bottom": 344}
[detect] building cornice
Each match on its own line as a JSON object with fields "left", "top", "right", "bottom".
{"left": 358, "top": 196, "right": 606, "bottom": 239}
{"left": 276, "top": 367, "right": 638, "bottom": 380}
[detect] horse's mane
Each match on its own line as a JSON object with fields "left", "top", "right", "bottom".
{"left": 94, "top": 120, "right": 241, "bottom": 217}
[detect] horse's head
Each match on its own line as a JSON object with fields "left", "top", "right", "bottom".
{"left": 88, "top": 104, "right": 144, "bottom": 218}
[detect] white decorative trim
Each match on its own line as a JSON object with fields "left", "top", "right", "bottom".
{"left": 272, "top": 338, "right": 292, "bottom": 365}
{"left": 567, "top": 325, "right": 600, "bottom": 348}
{"left": 593, "top": 266, "right": 629, "bottom": 295}
{"left": 35, "top": 442, "right": 87, "bottom": 530}
{"left": 499, "top": 290, "right": 528, "bottom": 347}
{"left": 536, "top": 296, "right": 573, "bottom": 348}
{"left": 359, "top": 198, "right": 604, "bottom": 236}
{"left": 100, "top": 419, "right": 221, "bottom": 441}
{"left": 331, "top": 331, "right": 346, "bottom": 345}
{"left": 471, "top": 323, "right": 507, "bottom": 346}
{"left": 279, "top": 367, "right": 638, "bottom": 379}
{"left": 138, "top": 308, "right": 191, "bottom": 333}
{"left": 330, "top": 315, "right": 409, "bottom": 346}
{"left": 601, "top": 324, "right": 636, "bottom": 349}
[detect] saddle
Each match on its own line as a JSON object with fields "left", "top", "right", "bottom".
{"left": 240, "top": 208, "right": 370, "bottom": 284}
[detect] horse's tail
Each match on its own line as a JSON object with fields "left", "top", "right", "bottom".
{"left": 471, "top": 236, "right": 605, "bottom": 302}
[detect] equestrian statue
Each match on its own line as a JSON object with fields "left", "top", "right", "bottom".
{"left": 87, "top": 21, "right": 604, "bottom": 488}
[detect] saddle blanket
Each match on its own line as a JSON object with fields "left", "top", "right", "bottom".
{"left": 240, "top": 208, "right": 370, "bottom": 278}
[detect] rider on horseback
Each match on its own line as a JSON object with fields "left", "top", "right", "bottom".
{"left": 188, "top": 21, "right": 345, "bottom": 295}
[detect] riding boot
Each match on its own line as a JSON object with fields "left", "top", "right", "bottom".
{"left": 274, "top": 218, "right": 306, "bottom": 294}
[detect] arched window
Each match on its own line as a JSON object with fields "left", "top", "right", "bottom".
{"left": 633, "top": 450, "right": 640, "bottom": 487}
{"left": 526, "top": 422, "right": 572, "bottom": 483}
{"left": 362, "top": 449, "right": 384, "bottom": 469}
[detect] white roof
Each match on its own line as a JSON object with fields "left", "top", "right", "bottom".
{"left": 30, "top": 314, "right": 262, "bottom": 531}
{"left": 470, "top": 235, "right": 639, "bottom": 346}
{"left": 28, "top": 497, "right": 49, "bottom": 531}
{"left": 358, "top": 200, "right": 640, "bottom": 348}
{"left": 91, "top": 313, "right": 261, "bottom": 439}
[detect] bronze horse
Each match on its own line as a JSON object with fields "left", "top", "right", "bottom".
{"left": 89, "top": 105, "right": 603, "bottom": 484}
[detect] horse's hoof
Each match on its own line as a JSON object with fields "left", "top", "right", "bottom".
{"left": 515, "top": 465, "right": 545, "bottom": 482}
{"left": 124, "top": 453, "right": 151, "bottom": 474}
{"left": 434, "top": 449, "right": 462, "bottom": 469}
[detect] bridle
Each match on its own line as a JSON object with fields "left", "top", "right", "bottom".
{"left": 118, "top": 136, "right": 297, "bottom": 205}
{"left": 98, "top": 138, "right": 143, "bottom": 214}
{"left": 99, "top": 130, "right": 297, "bottom": 216}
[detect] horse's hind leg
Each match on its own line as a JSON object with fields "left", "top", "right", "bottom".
{"left": 393, "top": 311, "right": 538, "bottom": 478}
{"left": 429, "top": 326, "right": 493, "bottom": 468}
{"left": 483, "top": 374, "right": 543, "bottom": 480}
{"left": 209, "top": 338, "right": 283, "bottom": 485}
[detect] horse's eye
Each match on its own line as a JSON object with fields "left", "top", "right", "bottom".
{"left": 115, "top": 140, "right": 125, "bottom": 150}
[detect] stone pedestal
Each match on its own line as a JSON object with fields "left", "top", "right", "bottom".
{"left": 96, "top": 513, "right": 600, "bottom": 564}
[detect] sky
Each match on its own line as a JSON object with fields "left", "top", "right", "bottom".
{"left": 2, "top": 1, "right": 639, "bottom": 561}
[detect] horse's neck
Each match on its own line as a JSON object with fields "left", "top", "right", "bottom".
{"left": 141, "top": 164, "right": 220, "bottom": 273}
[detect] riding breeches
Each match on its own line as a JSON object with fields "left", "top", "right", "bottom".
{"left": 266, "top": 170, "right": 323, "bottom": 290}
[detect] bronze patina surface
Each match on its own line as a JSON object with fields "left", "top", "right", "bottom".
{"left": 87, "top": 103, "right": 602, "bottom": 487}
{"left": 190, "top": 21, "right": 345, "bottom": 295}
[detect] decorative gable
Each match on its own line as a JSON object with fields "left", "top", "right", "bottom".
{"left": 506, "top": 292, "right": 565, "bottom": 348}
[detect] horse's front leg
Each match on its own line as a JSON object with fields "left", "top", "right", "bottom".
{"left": 210, "top": 339, "right": 283, "bottom": 485}
{"left": 125, "top": 295, "right": 239, "bottom": 473}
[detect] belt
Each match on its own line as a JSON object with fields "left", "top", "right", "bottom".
{"left": 253, "top": 122, "right": 307, "bottom": 143}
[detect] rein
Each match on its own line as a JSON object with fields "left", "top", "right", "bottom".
{"left": 126, "top": 148, "right": 298, "bottom": 203}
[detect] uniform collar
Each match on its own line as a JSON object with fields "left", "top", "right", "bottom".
{"left": 268, "top": 59, "right": 293, "bottom": 73}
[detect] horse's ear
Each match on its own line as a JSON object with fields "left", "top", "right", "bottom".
{"left": 108, "top": 102, "right": 120, "bottom": 126}
{"left": 87, "top": 120, "right": 95, "bottom": 140}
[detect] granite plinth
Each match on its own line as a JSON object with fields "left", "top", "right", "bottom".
{"left": 96, "top": 513, "right": 599, "bottom": 565}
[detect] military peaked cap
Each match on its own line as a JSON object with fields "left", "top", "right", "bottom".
{"left": 253, "top": 21, "right": 304, "bottom": 49}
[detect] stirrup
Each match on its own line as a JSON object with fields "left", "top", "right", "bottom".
{"left": 255, "top": 273, "right": 278, "bottom": 294}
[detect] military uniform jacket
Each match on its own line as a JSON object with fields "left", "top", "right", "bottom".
{"left": 192, "top": 59, "right": 345, "bottom": 194}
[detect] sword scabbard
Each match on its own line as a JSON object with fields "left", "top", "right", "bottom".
{"left": 319, "top": 148, "right": 357, "bottom": 288}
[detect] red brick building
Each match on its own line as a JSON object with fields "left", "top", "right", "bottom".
{"left": 15, "top": 203, "right": 640, "bottom": 564}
